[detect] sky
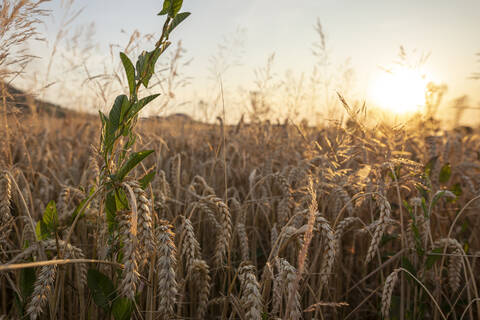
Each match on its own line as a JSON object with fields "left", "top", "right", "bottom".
{"left": 25, "top": 0, "right": 480, "bottom": 123}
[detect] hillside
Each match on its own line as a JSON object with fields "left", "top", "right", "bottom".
{"left": 0, "top": 81, "right": 70, "bottom": 117}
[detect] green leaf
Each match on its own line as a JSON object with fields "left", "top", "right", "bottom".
{"left": 19, "top": 267, "right": 36, "bottom": 302}
{"left": 114, "top": 188, "right": 129, "bottom": 211}
{"left": 14, "top": 295, "right": 23, "bottom": 318}
{"left": 112, "top": 298, "right": 133, "bottom": 320}
{"left": 35, "top": 220, "right": 49, "bottom": 240}
{"left": 420, "top": 197, "right": 428, "bottom": 217}
{"left": 120, "top": 52, "right": 136, "bottom": 98}
{"left": 127, "top": 94, "right": 161, "bottom": 120}
{"left": 158, "top": 0, "right": 171, "bottom": 15}
{"left": 42, "top": 201, "right": 58, "bottom": 230}
{"left": 87, "top": 269, "right": 116, "bottom": 312}
{"left": 450, "top": 183, "right": 463, "bottom": 197}
{"left": 139, "top": 171, "right": 156, "bottom": 189}
{"left": 116, "top": 150, "right": 154, "bottom": 181}
{"left": 424, "top": 156, "right": 438, "bottom": 179}
{"left": 135, "top": 41, "right": 170, "bottom": 89}
{"left": 108, "top": 95, "right": 130, "bottom": 135}
{"left": 168, "top": 12, "right": 190, "bottom": 33}
{"left": 402, "top": 200, "right": 412, "bottom": 214}
{"left": 136, "top": 48, "right": 162, "bottom": 88}
{"left": 169, "top": 0, "right": 183, "bottom": 17}
{"left": 439, "top": 163, "right": 451, "bottom": 184}
{"left": 463, "top": 241, "right": 469, "bottom": 254}
{"left": 36, "top": 201, "right": 58, "bottom": 239}
{"left": 105, "top": 191, "right": 117, "bottom": 233}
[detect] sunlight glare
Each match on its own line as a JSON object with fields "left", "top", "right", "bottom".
{"left": 369, "top": 67, "right": 429, "bottom": 114}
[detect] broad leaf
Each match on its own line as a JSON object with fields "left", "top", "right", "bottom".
{"left": 36, "top": 201, "right": 58, "bottom": 239}
{"left": 87, "top": 269, "right": 116, "bottom": 312}
{"left": 450, "top": 183, "right": 462, "bottom": 197}
{"left": 105, "top": 191, "right": 117, "bottom": 233}
{"left": 112, "top": 298, "right": 133, "bottom": 320}
{"left": 135, "top": 41, "right": 170, "bottom": 89}
{"left": 42, "top": 201, "right": 58, "bottom": 231}
{"left": 35, "top": 220, "right": 49, "bottom": 240}
{"left": 168, "top": 12, "right": 190, "bottom": 34}
{"left": 114, "top": 188, "right": 129, "bottom": 211}
{"left": 116, "top": 150, "right": 154, "bottom": 181}
{"left": 158, "top": 0, "right": 171, "bottom": 15}
{"left": 136, "top": 48, "right": 163, "bottom": 88}
{"left": 127, "top": 94, "right": 161, "bottom": 119}
{"left": 108, "top": 95, "right": 130, "bottom": 136}
{"left": 120, "top": 52, "right": 136, "bottom": 98}
{"left": 170, "top": 0, "right": 183, "bottom": 17}
{"left": 424, "top": 156, "right": 438, "bottom": 179}
{"left": 439, "top": 163, "right": 451, "bottom": 184}
{"left": 139, "top": 171, "right": 156, "bottom": 189}
{"left": 19, "top": 267, "right": 36, "bottom": 302}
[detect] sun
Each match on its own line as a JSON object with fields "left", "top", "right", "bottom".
{"left": 369, "top": 66, "right": 429, "bottom": 114}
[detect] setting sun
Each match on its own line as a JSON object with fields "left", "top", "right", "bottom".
{"left": 369, "top": 67, "right": 430, "bottom": 114}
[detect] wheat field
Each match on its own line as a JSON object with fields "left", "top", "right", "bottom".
{"left": 1, "top": 110, "right": 479, "bottom": 319}
{"left": 1, "top": 0, "right": 480, "bottom": 319}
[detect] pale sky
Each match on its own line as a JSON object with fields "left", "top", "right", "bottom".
{"left": 25, "top": 0, "right": 480, "bottom": 123}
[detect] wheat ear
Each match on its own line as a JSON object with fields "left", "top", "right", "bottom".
{"left": 239, "top": 264, "right": 263, "bottom": 320}
{"left": 26, "top": 260, "right": 58, "bottom": 319}
{"left": 117, "top": 210, "right": 139, "bottom": 299}
{"left": 315, "top": 213, "right": 336, "bottom": 287}
{"left": 126, "top": 180, "right": 154, "bottom": 266}
{"left": 156, "top": 220, "right": 178, "bottom": 318}
{"left": 274, "top": 258, "right": 301, "bottom": 320}
{"left": 334, "top": 217, "right": 360, "bottom": 259}
{"left": 365, "top": 197, "right": 391, "bottom": 264}
{"left": 381, "top": 268, "right": 400, "bottom": 319}
{"left": 191, "top": 259, "right": 211, "bottom": 319}
{"left": 201, "top": 196, "right": 232, "bottom": 267}
{"left": 434, "top": 238, "right": 463, "bottom": 292}
{"left": 0, "top": 172, "right": 12, "bottom": 241}
{"left": 180, "top": 216, "right": 200, "bottom": 275}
